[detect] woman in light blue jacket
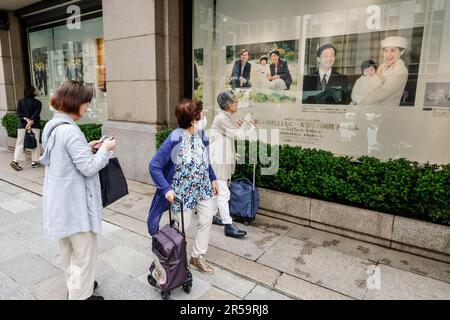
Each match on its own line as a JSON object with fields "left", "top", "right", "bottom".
{"left": 40, "top": 81, "right": 116, "bottom": 300}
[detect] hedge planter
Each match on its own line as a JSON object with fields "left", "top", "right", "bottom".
{"left": 258, "top": 188, "right": 450, "bottom": 263}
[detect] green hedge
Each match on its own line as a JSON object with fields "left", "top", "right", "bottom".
{"left": 155, "top": 128, "right": 450, "bottom": 226}
{"left": 1, "top": 112, "right": 102, "bottom": 142}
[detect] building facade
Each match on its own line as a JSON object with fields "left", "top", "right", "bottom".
{"left": 0, "top": 0, "right": 449, "bottom": 184}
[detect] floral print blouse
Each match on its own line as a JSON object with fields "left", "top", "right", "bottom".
{"left": 171, "top": 130, "right": 213, "bottom": 213}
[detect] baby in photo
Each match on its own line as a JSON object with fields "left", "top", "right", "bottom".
{"left": 351, "top": 60, "right": 382, "bottom": 105}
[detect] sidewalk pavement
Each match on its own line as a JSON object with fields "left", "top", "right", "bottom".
{"left": 0, "top": 147, "right": 449, "bottom": 300}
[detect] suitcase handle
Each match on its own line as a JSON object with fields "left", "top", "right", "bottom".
{"left": 168, "top": 195, "right": 185, "bottom": 236}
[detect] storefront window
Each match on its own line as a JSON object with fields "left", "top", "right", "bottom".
{"left": 28, "top": 17, "right": 106, "bottom": 124}
{"left": 193, "top": 0, "right": 450, "bottom": 164}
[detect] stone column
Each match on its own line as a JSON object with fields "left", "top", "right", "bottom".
{"left": 101, "top": 0, "right": 182, "bottom": 183}
{"left": 0, "top": 13, "right": 26, "bottom": 148}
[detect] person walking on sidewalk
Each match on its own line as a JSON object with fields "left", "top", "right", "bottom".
{"left": 40, "top": 81, "right": 116, "bottom": 300}
{"left": 148, "top": 98, "right": 219, "bottom": 278}
{"left": 209, "top": 90, "right": 256, "bottom": 238}
{"left": 10, "top": 87, "right": 42, "bottom": 171}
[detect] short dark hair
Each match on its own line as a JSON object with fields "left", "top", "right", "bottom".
{"left": 361, "top": 60, "right": 377, "bottom": 74}
{"left": 50, "top": 81, "right": 93, "bottom": 116}
{"left": 269, "top": 49, "right": 280, "bottom": 57}
{"left": 317, "top": 44, "right": 336, "bottom": 57}
{"left": 240, "top": 49, "right": 248, "bottom": 56}
{"left": 24, "top": 87, "right": 36, "bottom": 98}
{"left": 260, "top": 55, "right": 268, "bottom": 63}
{"left": 175, "top": 98, "right": 203, "bottom": 129}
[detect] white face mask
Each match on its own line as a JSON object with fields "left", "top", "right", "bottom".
{"left": 195, "top": 116, "right": 208, "bottom": 131}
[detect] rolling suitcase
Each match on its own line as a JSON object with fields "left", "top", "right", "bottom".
{"left": 229, "top": 164, "right": 259, "bottom": 225}
{"left": 147, "top": 196, "right": 193, "bottom": 300}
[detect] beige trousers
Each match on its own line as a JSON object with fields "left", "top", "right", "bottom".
{"left": 58, "top": 232, "right": 98, "bottom": 300}
{"left": 14, "top": 128, "right": 41, "bottom": 163}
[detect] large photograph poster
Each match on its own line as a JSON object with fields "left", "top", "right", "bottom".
{"left": 194, "top": 0, "right": 450, "bottom": 164}
{"left": 302, "top": 27, "right": 424, "bottom": 106}
{"left": 225, "top": 40, "right": 299, "bottom": 105}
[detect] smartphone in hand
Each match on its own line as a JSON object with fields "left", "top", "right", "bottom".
{"left": 93, "top": 135, "right": 111, "bottom": 150}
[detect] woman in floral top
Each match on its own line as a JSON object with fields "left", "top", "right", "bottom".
{"left": 148, "top": 99, "right": 219, "bottom": 282}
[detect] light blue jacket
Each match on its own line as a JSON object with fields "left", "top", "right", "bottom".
{"left": 40, "top": 112, "right": 110, "bottom": 240}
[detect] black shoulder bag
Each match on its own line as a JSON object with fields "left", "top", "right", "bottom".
{"left": 24, "top": 129, "right": 37, "bottom": 150}
{"left": 99, "top": 157, "right": 129, "bottom": 207}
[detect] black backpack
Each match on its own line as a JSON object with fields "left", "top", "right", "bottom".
{"left": 24, "top": 129, "right": 37, "bottom": 149}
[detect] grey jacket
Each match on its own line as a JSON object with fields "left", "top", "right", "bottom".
{"left": 40, "top": 112, "right": 110, "bottom": 240}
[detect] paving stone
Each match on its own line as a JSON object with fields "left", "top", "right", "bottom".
{"left": 257, "top": 237, "right": 370, "bottom": 299}
{"left": 14, "top": 191, "right": 42, "bottom": 203}
{"left": 0, "top": 273, "right": 35, "bottom": 300}
{"left": 199, "top": 286, "right": 241, "bottom": 300}
{"left": 275, "top": 273, "right": 353, "bottom": 300}
{"left": 0, "top": 180, "right": 10, "bottom": 187}
{"left": 107, "top": 192, "right": 151, "bottom": 215}
{"left": 99, "top": 245, "right": 149, "bottom": 277}
{"left": 31, "top": 272, "right": 67, "bottom": 300}
{"left": 19, "top": 236, "right": 60, "bottom": 262}
{"left": 0, "top": 184, "right": 26, "bottom": 195}
{"left": 102, "top": 212, "right": 150, "bottom": 238}
{"left": 0, "top": 220, "right": 42, "bottom": 241}
{"left": 245, "top": 285, "right": 293, "bottom": 300}
{"left": 0, "top": 199, "right": 36, "bottom": 214}
{"left": 135, "top": 269, "right": 212, "bottom": 301}
{"left": 100, "top": 221, "right": 123, "bottom": 235}
{"left": 190, "top": 266, "right": 256, "bottom": 298}
{"left": 186, "top": 213, "right": 283, "bottom": 261}
{"left": 97, "top": 235, "right": 117, "bottom": 254}
{"left": 0, "top": 209, "right": 32, "bottom": 227}
{"left": 250, "top": 214, "right": 295, "bottom": 236}
{"left": 96, "top": 269, "right": 159, "bottom": 300}
{"left": 17, "top": 208, "right": 43, "bottom": 224}
{"left": 170, "top": 275, "right": 211, "bottom": 301}
{"left": 202, "top": 243, "right": 281, "bottom": 287}
{"left": 0, "top": 253, "right": 60, "bottom": 287}
{"left": 96, "top": 260, "right": 116, "bottom": 278}
{"left": 126, "top": 180, "right": 156, "bottom": 197}
{"left": 288, "top": 225, "right": 450, "bottom": 284}
{"left": 364, "top": 265, "right": 450, "bottom": 300}
{"left": 105, "top": 229, "right": 152, "bottom": 257}
{"left": 20, "top": 183, "right": 43, "bottom": 195}
{"left": 0, "top": 191, "right": 15, "bottom": 203}
{"left": 0, "top": 235, "right": 30, "bottom": 264}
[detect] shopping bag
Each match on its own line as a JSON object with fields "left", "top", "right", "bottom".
{"left": 99, "top": 157, "right": 129, "bottom": 207}
{"left": 24, "top": 129, "right": 37, "bottom": 149}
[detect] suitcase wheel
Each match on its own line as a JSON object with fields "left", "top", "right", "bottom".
{"left": 161, "top": 291, "right": 171, "bottom": 300}
{"left": 147, "top": 274, "right": 157, "bottom": 287}
{"left": 243, "top": 221, "right": 250, "bottom": 226}
{"left": 183, "top": 281, "right": 192, "bottom": 294}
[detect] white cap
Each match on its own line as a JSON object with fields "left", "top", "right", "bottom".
{"left": 381, "top": 36, "right": 408, "bottom": 49}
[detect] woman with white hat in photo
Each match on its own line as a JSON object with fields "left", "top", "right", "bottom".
{"left": 358, "top": 36, "right": 409, "bottom": 106}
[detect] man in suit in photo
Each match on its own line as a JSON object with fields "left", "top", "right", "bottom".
{"left": 302, "top": 44, "right": 349, "bottom": 104}
{"left": 230, "top": 49, "right": 252, "bottom": 89}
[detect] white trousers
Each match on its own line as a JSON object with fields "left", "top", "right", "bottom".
{"left": 58, "top": 232, "right": 98, "bottom": 300}
{"left": 269, "top": 79, "right": 287, "bottom": 91}
{"left": 152, "top": 197, "right": 214, "bottom": 284}
{"left": 14, "top": 128, "right": 41, "bottom": 163}
{"left": 214, "top": 179, "right": 233, "bottom": 225}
